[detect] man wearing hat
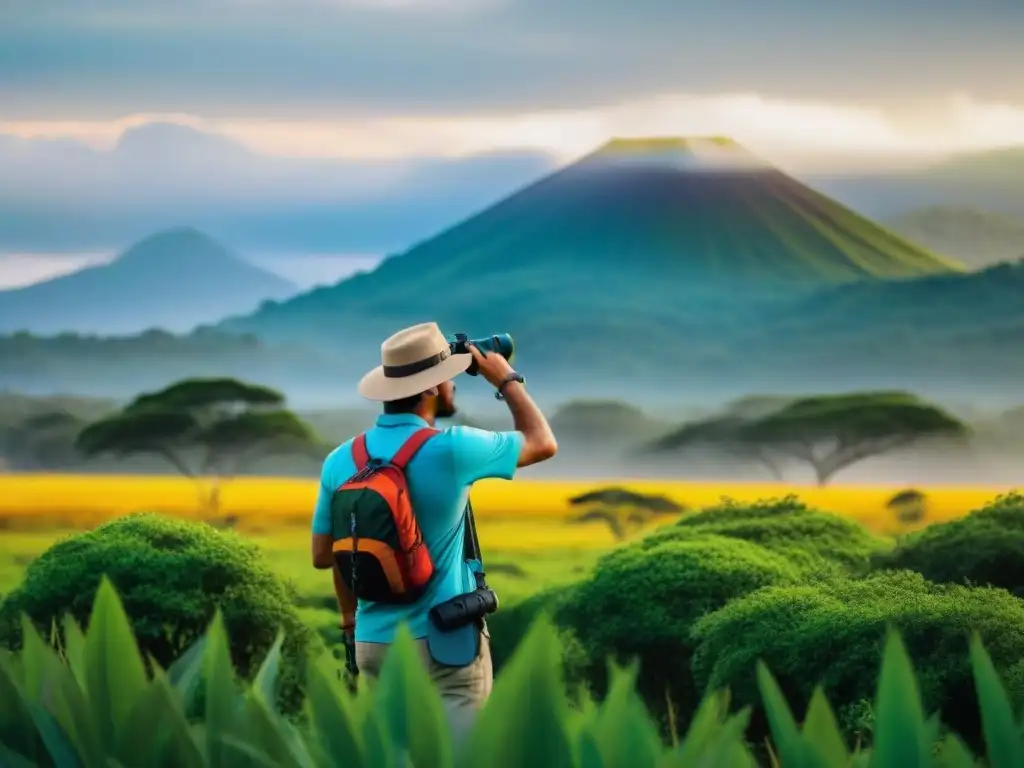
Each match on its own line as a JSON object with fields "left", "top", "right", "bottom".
{"left": 310, "top": 322, "right": 557, "bottom": 738}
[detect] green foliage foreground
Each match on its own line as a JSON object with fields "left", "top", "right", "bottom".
{"left": 3, "top": 580, "right": 1024, "bottom": 768}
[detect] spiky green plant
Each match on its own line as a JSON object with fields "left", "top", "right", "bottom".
{"left": 1, "top": 578, "right": 1022, "bottom": 767}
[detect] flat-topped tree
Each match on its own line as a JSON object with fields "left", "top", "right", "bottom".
{"left": 647, "top": 392, "right": 967, "bottom": 485}
{"left": 741, "top": 392, "right": 966, "bottom": 485}
{"left": 645, "top": 414, "right": 787, "bottom": 480}
{"left": 75, "top": 377, "right": 324, "bottom": 512}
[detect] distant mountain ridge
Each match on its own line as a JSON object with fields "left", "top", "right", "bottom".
{"left": 0, "top": 228, "right": 297, "bottom": 335}
{"left": 220, "top": 136, "right": 956, "bottom": 349}
{"left": 883, "top": 206, "right": 1024, "bottom": 269}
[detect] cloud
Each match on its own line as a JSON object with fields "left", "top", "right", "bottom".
{"left": 5, "top": 93, "right": 1023, "bottom": 170}
{"left": 2, "top": 0, "right": 1022, "bottom": 120}
{"left": 0, "top": 122, "right": 559, "bottom": 253}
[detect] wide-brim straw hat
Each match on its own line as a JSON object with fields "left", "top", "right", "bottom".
{"left": 358, "top": 322, "right": 472, "bottom": 402}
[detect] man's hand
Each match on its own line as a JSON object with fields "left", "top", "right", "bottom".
{"left": 468, "top": 343, "right": 557, "bottom": 467}
{"left": 468, "top": 343, "right": 515, "bottom": 389}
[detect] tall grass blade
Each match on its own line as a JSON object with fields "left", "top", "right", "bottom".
{"left": 460, "top": 617, "right": 575, "bottom": 768}
{"left": 372, "top": 625, "right": 453, "bottom": 768}
{"left": 870, "top": 629, "right": 929, "bottom": 768}
{"left": 591, "top": 661, "right": 662, "bottom": 766}
{"left": 252, "top": 632, "right": 285, "bottom": 712}
{"left": 238, "top": 693, "right": 304, "bottom": 768}
{"left": 83, "top": 577, "right": 149, "bottom": 754}
{"left": 937, "top": 733, "right": 976, "bottom": 768}
{"left": 802, "top": 687, "right": 849, "bottom": 766}
{"left": 0, "top": 659, "right": 42, "bottom": 764}
{"left": 968, "top": 633, "right": 1021, "bottom": 768}
{"left": 61, "top": 616, "right": 87, "bottom": 691}
{"left": 19, "top": 616, "right": 103, "bottom": 765}
{"left": 305, "top": 654, "right": 366, "bottom": 768}
{"left": 119, "top": 673, "right": 205, "bottom": 768}
{"left": 202, "top": 611, "right": 239, "bottom": 768}
{"left": 757, "top": 660, "right": 823, "bottom": 767}
{"left": 167, "top": 636, "right": 207, "bottom": 709}
{"left": 0, "top": 743, "right": 40, "bottom": 768}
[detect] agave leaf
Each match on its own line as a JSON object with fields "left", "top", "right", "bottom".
{"left": 372, "top": 626, "right": 453, "bottom": 768}
{"left": 871, "top": 629, "right": 929, "bottom": 768}
{"left": 252, "top": 633, "right": 285, "bottom": 713}
{"left": 167, "top": 635, "right": 207, "bottom": 709}
{"left": 119, "top": 674, "right": 206, "bottom": 768}
{"left": 18, "top": 615, "right": 52, "bottom": 700}
{"left": 305, "top": 654, "right": 366, "bottom": 768}
{"left": 673, "top": 689, "right": 730, "bottom": 764}
{"left": 591, "top": 661, "right": 662, "bottom": 766}
{"left": 757, "top": 661, "right": 822, "bottom": 767}
{"left": 802, "top": 687, "right": 850, "bottom": 766}
{"left": 0, "top": 743, "right": 40, "bottom": 768}
{"left": 84, "top": 577, "right": 149, "bottom": 753}
{"left": 219, "top": 735, "right": 282, "bottom": 768}
{"left": 701, "top": 707, "right": 757, "bottom": 768}
{"left": 20, "top": 616, "right": 104, "bottom": 765}
{"left": 937, "top": 733, "right": 976, "bottom": 768}
{"left": 237, "top": 693, "right": 304, "bottom": 768}
{"left": 969, "top": 633, "right": 1022, "bottom": 768}
{"left": 0, "top": 658, "right": 43, "bottom": 764}
{"left": 61, "top": 616, "right": 87, "bottom": 692}
{"left": 575, "top": 726, "right": 605, "bottom": 768}
{"left": 276, "top": 718, "right": 318, "bottom": 768}
{"left": 203, "top": 611, "right": 240, "bottom": 768}
{"left": 24, "top": 701, "right": 84, "bottom": 768}
{"left": 362, "top": 712, "right": 393, "bottom": 768}
{"left": 460, "top": 617, "right": 575, "bottom": 768}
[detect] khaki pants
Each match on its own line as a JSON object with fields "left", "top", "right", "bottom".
{"left": 355, "top": 627, "right": 493, "bottom": 744}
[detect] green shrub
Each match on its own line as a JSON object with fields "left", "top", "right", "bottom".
{"left": 875, "top": 493, "right": 1024, "bottom": 594}
{"left": 690, "top": 569, "right": 1024, "bottom": 752}
{"left": 2, "top": 578, "right": 1023, "bottom": 767}
{"left": 555, "top": 533, "right": 802, "bottom": 731}
{"left": 0, "top": 512, "right": 320, "bottom": 713}
{"left": 665, "top": 496, "right": 889, "bottom": 572}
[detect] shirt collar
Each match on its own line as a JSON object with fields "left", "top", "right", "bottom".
{"left": 375, "top": 413, "right": 431, "bottom": 429}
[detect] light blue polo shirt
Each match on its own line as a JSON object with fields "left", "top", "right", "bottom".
{"left": 312, "top": 413, "right": 524, "bottom": 643}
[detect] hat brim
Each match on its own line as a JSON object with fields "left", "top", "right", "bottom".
{"left": 358, "top": 353, "right": 473, "bottom": 402}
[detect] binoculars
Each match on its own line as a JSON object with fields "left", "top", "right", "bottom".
{"left": 429, "top": 585, "right": 500, "bottom": 631}
{"left": 448, "top": 333, "right": 515, "bottom": 377}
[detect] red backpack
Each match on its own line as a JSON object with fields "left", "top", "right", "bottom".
{"left": 330, "top": 428, "right": 439, "bottom": 605}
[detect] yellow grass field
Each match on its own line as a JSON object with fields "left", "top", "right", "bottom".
{"left": 0, "top": 473, "right": 1017, "bottom": 538}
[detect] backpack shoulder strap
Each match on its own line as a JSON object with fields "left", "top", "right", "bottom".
{"left": 351, "top": 433, "right": 370, "bottom": 471}
{"left": 390, "top": 427, "right": 439, "bottom": 470}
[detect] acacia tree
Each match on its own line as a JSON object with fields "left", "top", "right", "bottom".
{"left": 648, "top": 392, "right": 967, "bottom": 486}
{"left": 75, "top": 377, "right": 325, "bottom": 512}
{"left": 645, "top": 415, "right": 787, "bottom": 480}
{"left": 566, "top": 486, "right": 686, "bottom": 540}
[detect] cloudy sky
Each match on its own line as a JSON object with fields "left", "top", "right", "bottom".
{"left": 2, "top": 0, "right": 1023, "bottom": 165}
{"left": 0, "top": 0, "right": 1022, "bottom": 290}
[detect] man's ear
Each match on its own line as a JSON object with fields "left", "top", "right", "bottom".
{"left": 423, "top": 385, "right": 440, "bottom": 397}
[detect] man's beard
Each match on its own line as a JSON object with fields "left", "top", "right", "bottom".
{"left": 435, "top": 400, "right": 458, "bottom": 420}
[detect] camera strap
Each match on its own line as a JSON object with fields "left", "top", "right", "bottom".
{"left": 463, "top": 498, "right": 488, "bottom": 590}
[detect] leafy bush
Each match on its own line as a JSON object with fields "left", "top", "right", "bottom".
{"left": 690, "top": 569, "right": 1024, "bottom": 751}
{"left": 554, "top": 533, "right": 802, "bottom": 730}
{"left": 664, "top": 496, "right": 889, "bottom": 572}
{"left": 2, "top": 578, "right": 1024, "bottom": 767}
{"left": 0, "top": 512, "right": 320, "bottom": 713}
{"left": 875, "top": 493, "right": 1024, "bottom": 594}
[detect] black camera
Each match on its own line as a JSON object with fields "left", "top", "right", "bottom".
{"left": 429, "top": 586, "right": 499, "bottom": 632}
